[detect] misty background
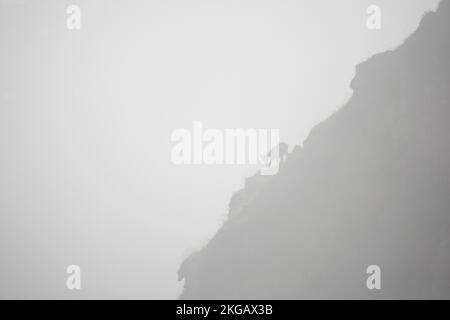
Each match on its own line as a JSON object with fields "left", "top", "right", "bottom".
{"left": 0, "top": 0, "right": 440, "bottom": 298}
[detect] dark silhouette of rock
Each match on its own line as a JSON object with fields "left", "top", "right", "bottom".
{"left": 178, "top": 0, "right": 450, "bottom": 299}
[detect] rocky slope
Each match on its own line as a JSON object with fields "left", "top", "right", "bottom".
{"left": 179, "top": 0, "right": 450, "bottom": 299}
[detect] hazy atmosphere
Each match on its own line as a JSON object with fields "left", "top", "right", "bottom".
{"left": 0, "top": 0, "right": 442, "bottom": 298}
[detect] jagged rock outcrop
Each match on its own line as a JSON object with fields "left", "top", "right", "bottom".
{"left": 178, "top": 0, "right": 450, "bottom": 299}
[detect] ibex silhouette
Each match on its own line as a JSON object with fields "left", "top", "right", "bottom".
{"left": 265, "top": 142, "right": 289, "bottom": 167}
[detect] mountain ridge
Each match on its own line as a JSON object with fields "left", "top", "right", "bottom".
{"left": 178, "top": 0, "right": 450, "bottom": 299}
